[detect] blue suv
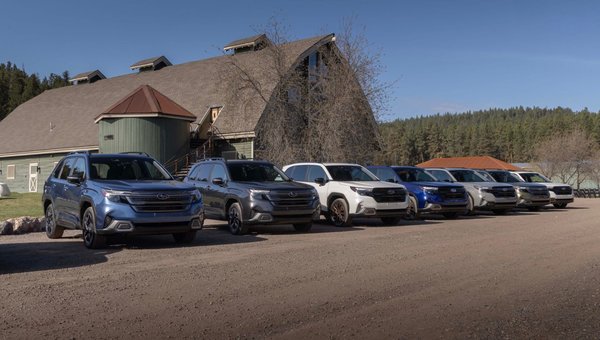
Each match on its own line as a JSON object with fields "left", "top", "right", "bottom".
{"left": 367, "top": 166, "right": 468, "bottom": 219}
{"left": 42, "top": 152, "right": 204, "bottom": 248}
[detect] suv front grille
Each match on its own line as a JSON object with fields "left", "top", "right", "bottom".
{"left": 126, "top": 191, "right": 192, "bottom": 213}
{"left": 550, "top": 186, "right": 572, "bottom": 195}
{"left": 372, "top": 187, "right": 407, "bottom": 203}
{"left": 437, "top": 186, "right": 466, "bottom": 199}
{"left": 266, "top": 190, "right": 315, "bottom": 208}
{"left": 489, "top": 186, "right": 516, "bottom": 198}
{"left": 528, "top": 186, "right": 550, "bottom": 196}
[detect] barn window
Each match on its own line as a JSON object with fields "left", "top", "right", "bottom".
{"left": 6, "top": 165, "right": 15, "bottom": 179}
{"left": 210, "top": 107, "right": 222, "bottom": 122}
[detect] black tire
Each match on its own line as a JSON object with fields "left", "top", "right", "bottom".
{"left": 442, "top": 212, "right": 459, "bottom": 219}
{"left": 228, "top": 202, "right": 248, "bottom": 235}
{"left": 327, "top": 198, "right": 353, "bottom": 227}
{"left": 492, "top": 209, "right": 509, "bottom": 215}
{"left": 173, "top": 230, "right": 197, "bottom": 244}
{"left": 293, "top": 223, "right": 313, "bottom": 232}
{"left": 82, "top": 207, "right": 106, "bottom": 249}
{"left": 45, "top": 203, "right": 64, "bottom": 239}
{"left": 381, "top": 217, "right": 402, "bottom": 225}
{"left": 527, "top": 206, "right": 541, "bottom": 211}
{"left": 553, "top": 203, "right": 568, "bottom": 209}
{"left": 404, "top": 196, "right": 419, "bottom": 220}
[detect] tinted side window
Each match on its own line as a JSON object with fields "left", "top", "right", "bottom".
{"left": 284, "top": 166, "right": 296, "bottom": 179}
{"left": 52, "top": 160, "right": 65, "bottom": 178}
{"left": 292, "top": 165, "right": 308, "bottom": 181}
{"left": 196, "top": 164, "right": 213, "bottom": 181}
{"left": 71, "top": 158, "right": 86, "bottom": 179}
{"left": 187, "top": 166, "right": 200, "bottom": 180}
{"left": 376, "top": 168, "right": 397, "bottom": 182}
{"left": 307, "top": 166, "right": 327, "bottom": 182}
{"left": 210, "top": 164, "right": 227, "bottom": 181}
{"left": 59, "top": 158, "right": 75, "bottom": 180}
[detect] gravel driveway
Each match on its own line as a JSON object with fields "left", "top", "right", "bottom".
{"left": 1, "top": 200, "right": 599, "bottom": 339}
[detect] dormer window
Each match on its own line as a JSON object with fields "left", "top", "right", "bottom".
{"left": 130, "top": 56, "right": 172, "bottom": 73}
{"left": 224, "top": 34, "right": 271, "bottom": 54}
{"left": 68, "top": 70, "right": 106, "bottom": 85}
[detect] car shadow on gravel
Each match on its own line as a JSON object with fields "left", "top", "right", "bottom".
{"left": 0, "top": 239, "right": 120, "bottom": 274}
{"left": 108, "top": 228, "right": 267, "bottom": 249}
{"left": 352, "top": 218, "right": 443, "bottom": 227}
{"left": 206, "top": 222, "right": 362, "bottom": 236}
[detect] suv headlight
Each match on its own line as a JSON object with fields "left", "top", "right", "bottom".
{"left": 350, "top": 186, "right": 373, "bottom": 197}
{"left": 422, "top": 186, "right": 438, "bottom": 194}
{"left": 517, "top": 186, "right": 529, "bottom": 192}
{"left": 473, "top": 185, "right": 491, "bottom": 192}
{"left": 102, "top": 189, "right": 130, "bottom": 203}
{"left": 309, "top": 188, "right": 318, "bottom": 199}
{"left": 190, "top": 189, "right": 202, "bottom": 203}
{"left": 250, "top": 189, "right": 270, "bottom": 200}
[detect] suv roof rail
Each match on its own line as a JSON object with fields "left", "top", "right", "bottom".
{"left": 198, "top": 157, "right": 226, "bottom": 162}
{"left": 119, "top": 152, "right": 151, "bottom": 157}
{"left": 67, "top": 150, "right": 91, "bottom": 155}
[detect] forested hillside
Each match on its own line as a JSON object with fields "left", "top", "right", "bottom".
{"left": 377, "top": 107, "right": 600, "bottom": 165}
{"left": 0, "top": 62, "right": 70, "bottom": 121}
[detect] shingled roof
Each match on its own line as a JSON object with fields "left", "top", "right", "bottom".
{"left": 0, "top": 34, "right": 333, "bottom": 156}
{"left": 95, "top": 85, "right": 196, "bottom": 122}
{"left": 417, "top": 156, "right": 523, "bottom": 171}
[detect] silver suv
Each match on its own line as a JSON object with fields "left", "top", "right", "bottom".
{"left": 426, "top": 168, "right": 517, "bottom": 214}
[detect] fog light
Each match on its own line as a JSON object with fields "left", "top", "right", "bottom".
{"left": 191, "top": 218, "right": 203, "bottom": 229}
{"left": 259, "top": 214, "right": 273, "bottom": 222}
{"left": 116, "top": 222, "right": 132, "bottom": 231}
{"left": 364, "top": 208, "right": 376, "bottom": 215}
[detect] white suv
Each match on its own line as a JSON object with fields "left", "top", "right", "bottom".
{"left": 282, "top": 163, "right": 409, "bottom": 226}
{"left": 510, "top": 171, "right": 574, "bottom": 208}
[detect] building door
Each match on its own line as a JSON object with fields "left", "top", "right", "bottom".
{"left": 29, "top": 163, "right": 38, "bottom": 193}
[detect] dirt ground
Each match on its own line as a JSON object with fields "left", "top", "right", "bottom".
{"left": 1, "top": 200, "right": 600, "bottom": 339}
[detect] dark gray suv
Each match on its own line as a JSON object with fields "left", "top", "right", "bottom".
{"left": 184, "top": 159, "right": 320, "bottom": 234}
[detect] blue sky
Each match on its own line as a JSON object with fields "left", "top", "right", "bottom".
{"left": 2, "top": 0, "right": 599, "bottom": 120}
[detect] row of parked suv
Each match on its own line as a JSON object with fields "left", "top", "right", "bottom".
{"left": 42, "top": 152, "right": 574, "bottom": 248}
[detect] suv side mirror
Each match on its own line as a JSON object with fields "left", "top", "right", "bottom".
{"left": 67, "top": 175, "right": 82, "bottom": 185}
{"left": 174, "top": 175, "right": 185, "bottom": 182}
{"left": 386, "top": 178, "right": 397, "bottom": 183}
{"left": 314, "top": 177, "right": 326, "bottom": 185}
{"left": 212, "top": 177, "right": 225, "bottom": 186}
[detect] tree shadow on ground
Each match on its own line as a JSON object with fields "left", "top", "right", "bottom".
{"left": 0, "top": 239, "right": 120, "bottom": 275}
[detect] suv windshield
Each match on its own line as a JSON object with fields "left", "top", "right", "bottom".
{"left": 394, "top": 168, "right": 436, "bottom": 182}
{"left": 227, "top": 163, "right": 289, "bottom": 182}
{"left": 90, "top": 157, "right": 172, "bottom": 180}
{"left": 520, "top": 172, "right": 550, "bottom": 183}
{"left": 326, "top": 165, "right": 377, "bottom": 181}
{"left": 489, "top": 171, "right": 523, "bottom": 183}
{"left": 449, "top": 169, "right": 487, "bottom": 182}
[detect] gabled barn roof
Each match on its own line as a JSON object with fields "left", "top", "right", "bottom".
{"left": 417, "top": 156, "right": 523, "bottom": 171}
{"left": 0, "top": 34, "right": 334, "bottom": 157}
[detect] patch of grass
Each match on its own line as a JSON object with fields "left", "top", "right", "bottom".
{"left": 0, "top": 193, "right": 43, "bottom": 221}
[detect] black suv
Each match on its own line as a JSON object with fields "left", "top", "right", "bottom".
{"left": 184, "top": 159, "right": 320, "bottom": 234}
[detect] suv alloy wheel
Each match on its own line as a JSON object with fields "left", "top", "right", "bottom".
{"left": 228, "top": 202, "right": 249, "bottom": 235}
{"left": 82, "top": 207, "right": 107, "bottom": 249}
{"left": 45, "top": 203, "right": 64, "bottom": 239}
{"left": 328, "top": 198, "right": 352, "bottom": 227}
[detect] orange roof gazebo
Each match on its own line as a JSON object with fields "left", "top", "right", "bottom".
{"left": 416, "top": 156, "right": 523, "bottom": 171}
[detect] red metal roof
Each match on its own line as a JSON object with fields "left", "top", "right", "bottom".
{"left": 417, "top": 156, "right": 523, "bottom": 171}
{"left": 96, "top": 85, "right": 196, "bottom": 122}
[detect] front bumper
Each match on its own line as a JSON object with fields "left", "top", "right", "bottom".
{"left": 420, "top": 202, "right": 468, "bottom": 214}
{"left": 96, "top": 200, "right": 204, "bottom": 235}
{"left": 245, "top": 198, "right": 320, "bottom": 225}
{"left": 516, "top": 192, "right": 550, "bottom": 207}
{"left": 350, "top": 196, "right": 409, "bottom": 218}
{"left": 476, "top": 192, "right": 517, "bottom": 210}
{"left": 550, "top": 193, "right": 574, "bottom": 204}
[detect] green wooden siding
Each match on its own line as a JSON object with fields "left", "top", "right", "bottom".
{"left": 0, "top": 153, "right": 68, "bottom": 193}
{"left": 215, "top": 138, "right": 254, "bottom": 159}
{"left": 99, "top": 117, "right": 190, "bottom": 163}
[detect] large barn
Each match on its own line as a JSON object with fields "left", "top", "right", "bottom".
{"left": 0, "top": 34, "right": 379, "bottom": 193}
